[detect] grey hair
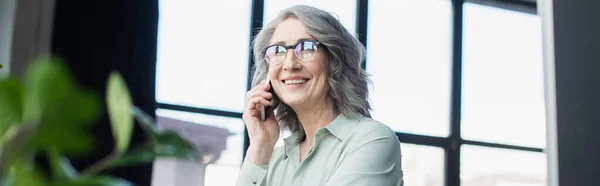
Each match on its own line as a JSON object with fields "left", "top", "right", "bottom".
{"left": 250, "top": 5, "right": 371, "bottom": 139}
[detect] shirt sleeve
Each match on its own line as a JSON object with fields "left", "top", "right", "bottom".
{"left": 325, "top": 126, "right": 404, "bottom": 186}
{"left": 235, "top": 159, "right": 269, "bottom": 186}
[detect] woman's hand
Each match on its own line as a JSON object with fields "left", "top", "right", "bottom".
{"left": 242, "top": 80, "right": 280, "bottom": 165}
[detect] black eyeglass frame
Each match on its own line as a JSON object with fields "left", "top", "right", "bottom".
{"left": 263, "top": 40, "right": 323, "bottom": 64}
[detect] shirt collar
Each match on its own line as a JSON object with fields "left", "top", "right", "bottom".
{"left": 282, "top": 113, "right": 363, "bottom": 158}
{"left": 325, "top": 113, "right": 362, "bottom": 141}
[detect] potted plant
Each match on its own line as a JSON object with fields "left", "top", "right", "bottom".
{"left": 0, "top": 56, "right": 200, "bottom": 186}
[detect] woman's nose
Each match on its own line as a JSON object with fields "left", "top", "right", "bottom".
{"left": 282, "top": 49, "right": 302, "bottom": 70}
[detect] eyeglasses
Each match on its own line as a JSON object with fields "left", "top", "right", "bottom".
{"left": 264, "top": 40, "right": 322, "bottom": 65}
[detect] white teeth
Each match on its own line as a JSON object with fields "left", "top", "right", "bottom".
{"left": 285, "top": 79, "right": 307, "bottom": 85}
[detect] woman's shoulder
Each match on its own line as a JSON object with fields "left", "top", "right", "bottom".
{"left": 352, "top": 116, "right": 397, "bottom": 140}
{"left": 342, "top": 116, "right": 401, "bottom": 156}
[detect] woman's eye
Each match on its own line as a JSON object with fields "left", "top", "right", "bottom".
{"left": 302, "top": 42, "right": 316, "bottom": 51}
{"left": 276, "top": 47, "right": 287, "bottom": 54}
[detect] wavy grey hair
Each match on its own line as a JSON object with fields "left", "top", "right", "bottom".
{"left": 251, "top": 5, "right": 371, "bottom": 139}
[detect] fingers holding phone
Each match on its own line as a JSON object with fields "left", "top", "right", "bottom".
{"left": 242, "top": 76, "right": 280, "bottom": 148}
{"left": 261, "top": 76, "right": 272, "bottom": 121}
{"left": 244, "top": 81, "right": 272, "bottom": 119}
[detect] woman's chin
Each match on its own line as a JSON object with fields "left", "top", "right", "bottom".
{"left": 280, "top": 97, "right": 307, "bottom": 109}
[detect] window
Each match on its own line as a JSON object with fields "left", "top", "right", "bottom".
{"left": 152, "top": 109, "right": 245, "bottom": 186}
{"left": 155, "top": 0, "right": 252, "bottom": 112}
{"left": 402, "top": 144, "right": 445, "bottom": 186}
{"left": 461, "top": 3, "right": 546, "bottom": 148}
{"left": 461, "top": 145, "right": 547, "bottom": 186}
{"left": 154, "top": 1, "right": 548, "bottom": 186}
{"left": 367, "top": 0, "right": 452, "bottom": 137}
{"left": 263, "top": 0, "right": 356, "bottom": 34}
{"left": 154, "top": 0, "right": 251, "bottom": 186}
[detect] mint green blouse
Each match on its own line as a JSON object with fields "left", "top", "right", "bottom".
{"left": 235, "top": 114, "right": 404, "bottom": 186}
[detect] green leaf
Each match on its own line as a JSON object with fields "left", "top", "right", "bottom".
{"left": 106, "top": 106, "right": 159, "bottom": 169}
{"left": 33, "top": 89, "right": 100, "bottom": 155}
{"left": 5, "top": 161, "right": 47, "bottom": 186}
{"left": 0, "top": 124, "right": 37, "bottom": 176}
{"left": 47, "top": 148, "right": 79, "bottom": 180}
{"left": 0, "top": 78, "right": 24, "bottom": 138}
{"left": 110, "top": 148, "right": 155, "bottom": 168}
{"left": 34, "top": 129, "right": 95, "bottom": 156}
{"left": 154, "top": 132, "right": 200, "bottom": 161}
{"left": 106, "top": 72, "right": 134, "bottom": 153}
{"left": 23, "top": 56, "right": 75, "bottom": 121}
{"left": 132, "top": 106, "right": 158, "bottom": 139}
{"left": 110, "top": 106, "right": 201, "bottom": 169}
{"left": 0, "top": 64, "right": 3, "bottom": 69}
{"left": 110, "top": 131, "right": 201, "bottom": 169}
{"left": 50, "top": 175, "right": 133, "bottom": 186}
{"left": 21, "top": 56, "right": 101, "bottom": 156}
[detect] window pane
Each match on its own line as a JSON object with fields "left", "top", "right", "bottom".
{"left": 151, "top": 109, "right": 244, "bottom": 186}
{"left": 461, "top": 3, "right": 546, "bottom": 148}
{"left": 367, "top": 0, "right": 452, "bottom": 137}
{"left": 263, "top": 0, "right": 356, "bottom": 34}
{"left": 461, "top": 145, "right": 547, "bottom": 186}
{"left": 156, "top": 0, "right": 251, "bottom": 112}
{"left": 401, "top": 144, "right": 445, "bottom": 186}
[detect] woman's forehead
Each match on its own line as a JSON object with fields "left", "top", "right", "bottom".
{"left": 269, "top": 18, "right": 314, "bottom": 45}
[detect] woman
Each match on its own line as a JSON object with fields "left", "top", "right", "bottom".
{"left": 237, "top": 5, "right": 403, "bottom": 186}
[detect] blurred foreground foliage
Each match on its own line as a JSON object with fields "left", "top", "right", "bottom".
{"left": 0, "top": 56, "right": 200, "bottom": 186}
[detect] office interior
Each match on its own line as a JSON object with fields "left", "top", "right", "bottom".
{"left": 0, "top": 0, "right": 598, "bottom": 186}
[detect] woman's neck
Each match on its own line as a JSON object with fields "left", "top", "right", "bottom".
{"left": 295, "top": 101, "right": 336, "bottom": 146}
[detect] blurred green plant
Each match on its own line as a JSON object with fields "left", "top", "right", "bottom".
{"left": 0, "top": 64, "right": 3, "bottom": 69}
{"left": 0, "top": 56, "right": 200, "bottom": 186}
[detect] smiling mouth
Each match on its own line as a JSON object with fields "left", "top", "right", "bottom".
{"left": 283, "top": 79, "right": 309, "bottom": 85}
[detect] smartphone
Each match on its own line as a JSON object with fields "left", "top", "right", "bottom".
{"left": 260, "top": 76, "right": 271, "bottom": 121}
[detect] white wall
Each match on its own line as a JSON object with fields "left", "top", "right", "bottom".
{"left": 539, "top": 0, "right": 558, "bottom": 186}
{"left": 152, "top": 158, "right": 207, "bottom": 186}
{"left": 0, "top": 0, "right": 16, "bottom": 78}
{"left": 0, "top": 0, "right": 55, "bottom": 78}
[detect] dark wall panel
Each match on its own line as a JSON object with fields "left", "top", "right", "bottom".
{"left": 51, "top": 1, "right": 159, "bottom": 185}
{"left": 553, "top": 0, "right": 600, "bottom": 185}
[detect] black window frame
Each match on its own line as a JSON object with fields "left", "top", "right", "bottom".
{"left": 156, "top": 0, "right": 543, "bottom": 185}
